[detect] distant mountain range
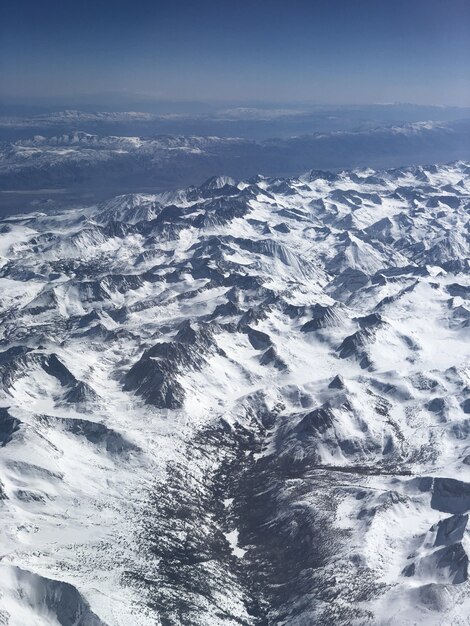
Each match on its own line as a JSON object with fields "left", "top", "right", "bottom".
{"left": 1, "top": 119, "right": 469, "bottom": 215}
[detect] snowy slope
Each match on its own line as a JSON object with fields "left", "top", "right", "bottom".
{"left": 0, "top": 162, "right": 469, "bottom": 625}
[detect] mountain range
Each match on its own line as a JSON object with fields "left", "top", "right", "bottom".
{"left": 0, "top": 160, "right": 468, "bottom": 625}
{"left": 1, "top": 120, "right": 470, "bottom": 217}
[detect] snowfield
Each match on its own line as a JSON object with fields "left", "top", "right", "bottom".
{"left": 0, "top": 162, "right": 469, "bottom": 625}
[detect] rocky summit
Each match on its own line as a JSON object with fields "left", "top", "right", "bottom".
{"left": 0, "top": 161, "right": 469, "bottom": 625}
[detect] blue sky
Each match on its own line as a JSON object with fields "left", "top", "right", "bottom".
{"left": 1, "top": 0, "right": 469, "bottom": 105}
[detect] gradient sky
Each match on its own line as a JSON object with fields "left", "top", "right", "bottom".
{"left": 1, "top": 0, "right": 469, "bottom": 106}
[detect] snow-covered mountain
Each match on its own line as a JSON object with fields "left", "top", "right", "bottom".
{"left": 0, "top": 161, "right": 469, "bottom": 625}
{"left": 1, "top": 121, "right": 470, "bottom": 198}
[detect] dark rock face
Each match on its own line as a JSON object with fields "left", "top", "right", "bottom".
{"left": 56, "top": 417, "right": 139, "bottom": 455}
{"left": 0, "top": 350, "right": 81, "bottom": 392}
{"left": 300, "top": 304, "right": 343, "bottom": 332}
{"left": 328, "top": 375, "right": 345, "bottom": 389}
{"left": 0, "top": 345, "right": 32, "bottom": 365}
{"left": 124, "top": 323, "right": 216, "bottom": 408}
{"left": 245, "top": 327, "right": 272, "bottom": 351}
{"left": 357, "top": 312, "right": 384, "bottom": 329}
{"left": 431, "top": 478, "right": 470, "bottom": 514}
{"left": 63, "top": 381, "right": 100, "bottom": 404}
{"left": 41, "top": 354, "right": 78, "bottom": 386}
{"left": 296, "top": 405, "right": 336, "bottom": 436}
{"left": 433, "top": 514, "right": 468, "bottom": 547}
{"left": 0, "top": 407, "right": 21, "bottom": 446}
{"left": 272, "top": 222, "right": 290, "bottom": 234}
{"left": 259, "top": 347, "right": 287, "bottom": 371}
{"left": 338, "top": 328, "right": 376, "bottom": 361}
{"left": 427, "top": 397, "right": 446, "bottom": 413}
{"left": 404, "top": 543, "right": 468, "bottom": 585}
{"left": 124, "top": 345, "right": 187, "bottom": 409}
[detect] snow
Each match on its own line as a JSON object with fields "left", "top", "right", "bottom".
{"left": 224, "top": 530, "right": 247, "bottom": 559}
{"left": 0, "top": 160, "right": 468, "bottom": 625}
